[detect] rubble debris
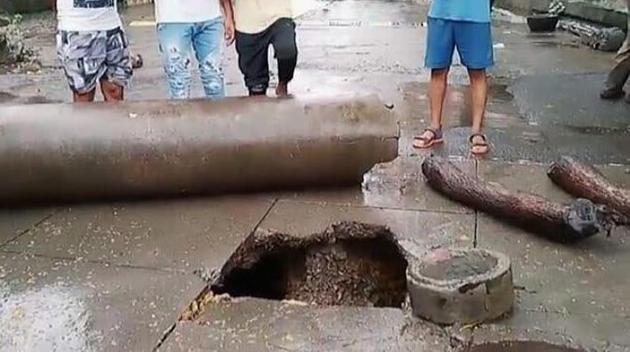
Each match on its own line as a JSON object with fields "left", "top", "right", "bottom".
{"left": 558, "top": 19, "right": 626, "bottom": 52}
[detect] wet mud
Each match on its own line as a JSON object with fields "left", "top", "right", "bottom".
{"left": 210, "top": 222, "right": 409, "bottom": 308}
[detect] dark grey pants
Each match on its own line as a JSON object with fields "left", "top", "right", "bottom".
{"left": 604, "top": 1, "right": 630, "bottom": 91}
{"left": 235, "top": 18, "right": 298, "bottom": 95}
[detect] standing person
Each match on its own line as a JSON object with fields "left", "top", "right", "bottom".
{"left": 222, "top": 0, "right": 297, "bottom": 97}
{"left": 53, "top": 0, "right": 132, "bottom": 102}
{"left": 155, "top": 0, "right": 234, "bottom": 100}
{"left": 600, "top": 0, "right": 630, "bottom": 104}
{"left": 413, "top": 0, "right": 494, "bottom": 155}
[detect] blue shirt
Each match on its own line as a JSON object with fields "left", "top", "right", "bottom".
{"left": 429, "top": 0, "right": 491, "bottom": 23}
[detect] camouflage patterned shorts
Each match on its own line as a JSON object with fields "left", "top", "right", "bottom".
{"left": 56, "top": 27, "right": 132, "bottom": 93}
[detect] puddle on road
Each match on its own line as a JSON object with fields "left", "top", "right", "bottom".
{"left": 0, "top": 283, "right": 97, "bottom": 351}
{"left": 466, "top": 341, "right": 586, "bottom": 352}
{"left": 209, "top": 222, "right": 408, "bottom": 308}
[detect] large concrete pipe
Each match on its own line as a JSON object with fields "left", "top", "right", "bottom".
{"left": 0, "top": 95, "right": 398, "bottom": 205}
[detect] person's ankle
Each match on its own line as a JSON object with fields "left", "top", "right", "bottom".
{"left": 429, "top": 122, "right": 442, "bottom": 130}
{"left": 276, "top": 81, "right": 289, "bottom": 97}
{"left": 248, "top": 84, "right": 267, "bottom": 96}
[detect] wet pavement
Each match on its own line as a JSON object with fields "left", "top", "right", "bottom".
{"left": 1, "top": 0, "right": 630, "bottom": 351}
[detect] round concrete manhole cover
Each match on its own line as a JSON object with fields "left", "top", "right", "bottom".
{"left": 466, "top": 341, "right": 586, "bottom": 352}
{"left": 407, "top": 248, "right": 514, "bottom": 325}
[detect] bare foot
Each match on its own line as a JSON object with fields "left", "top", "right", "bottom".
{"left": 276, "top": 82, "right": 290, "bottom": 97}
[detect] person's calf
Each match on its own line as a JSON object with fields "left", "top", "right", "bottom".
{"left": 100, "top": 80, "right": 124, "bottom": 102}
{"left": 199, "top": 54, "right": 225, "bottom": 100}
{"left": 161, "top": 48, "right": 193, "bottom": 99}
{"left": 72, "top": 89, "right": 97, "bottom": 103}
{"left": 276, "top": 57, "right": 296, "bottom": 97}
{"left": 272, "top": 20, "right": 298, "bottom": 94}
{"left": 428, "top": 68, "right": 449, "bottom": 128}
{"left": 467, "top": 68, "right": 488, "bottom": 132}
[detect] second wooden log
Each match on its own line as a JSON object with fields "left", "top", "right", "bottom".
{"left": 548, "top": 156, "right": 630, "bottom": 218}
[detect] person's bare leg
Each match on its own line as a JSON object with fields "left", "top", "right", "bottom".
{"left": 72, "top": 89, "right": 96, "bottom": 103}
{"left": 413, "top": 68, "right": 449, "bottom": 148}
{"left": 100, "top": 80, "right": 124, "bottom": 102}
{"left": 468, "top": 68, "right": 489, "bottom": 154}
{"left": 429, "top": 68, "right": 449, "bottom": 128}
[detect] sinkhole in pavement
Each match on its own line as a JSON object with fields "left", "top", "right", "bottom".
{"left": 466, "top": 341, "right": 586, "bottom": 352}
{"left": 210, "top": 222, "right": 408, "bottom": 307}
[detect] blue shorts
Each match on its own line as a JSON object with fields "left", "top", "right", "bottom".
{"left": 425, "top": 17, "right": 494, "bottom": 70}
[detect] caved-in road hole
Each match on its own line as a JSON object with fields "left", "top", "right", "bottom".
{"left": 210, "top": 222, "right": 409, "bottom": 308}
{"left": 467, "top": 341, "right": 586, "bottom": 352}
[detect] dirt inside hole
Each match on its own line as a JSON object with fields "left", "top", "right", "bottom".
{"left": 467, "top": 341, "right": 586, "bottom": 352}
{"left": 210, "top": 222, "right": 408, "bottom": 308}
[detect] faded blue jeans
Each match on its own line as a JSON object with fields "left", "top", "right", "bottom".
{"left": 157, "top": 17, "right": 225, "bottom": 100}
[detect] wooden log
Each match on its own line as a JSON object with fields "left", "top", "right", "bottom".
{"left": 421, "top": 155, "right": 614, "bottom": 243}
{"left": 548, "top": 156, "right": 630, "bottom": 219}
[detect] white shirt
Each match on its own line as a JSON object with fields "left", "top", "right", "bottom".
{"left": 155, "top": 0, "right": 222, "bottom": 24}
{"left": 233, "top": 0, "right": 292, "bottom": 34}
{"left": 56, "top": 0, "right": 122, "bottom": 31}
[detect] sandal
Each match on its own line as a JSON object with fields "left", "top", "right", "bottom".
{"left": 469, "top": 133, "right": 490, "bottom": 155}
{"left": 413, "top": 127, "right": 443, "bottom": 149}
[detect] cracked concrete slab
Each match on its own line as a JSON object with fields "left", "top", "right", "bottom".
{"left": 276, "top": 157, "right": 476, "bottom": 214}
{"left": 364, "top": 157, "right": 476, "bottom": 213}
{"left": 258, "top": 200, "right": 475, "bottom": 258}
{"left": 0, "top": 251, "right": 203, "bottom": 352}
{"left": 159, "top": 298, "right": 454, "bottom": 352}
{"left": 455, "top": 308, "right": 630, "bottom": 351}
{"left": 477, "top": 161, "right": 574, "bottom": 203}
{"left": 508, "top": 73, "right": 630, "bottom": 164}
{"left": 0, "top": 208, "right": 56, "bottom": 247}
{"left": 512, "top": 73, "right": 630, "bottom": 129}
{"left": 4, "top": 196, "right": 275, "bottom": 271}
